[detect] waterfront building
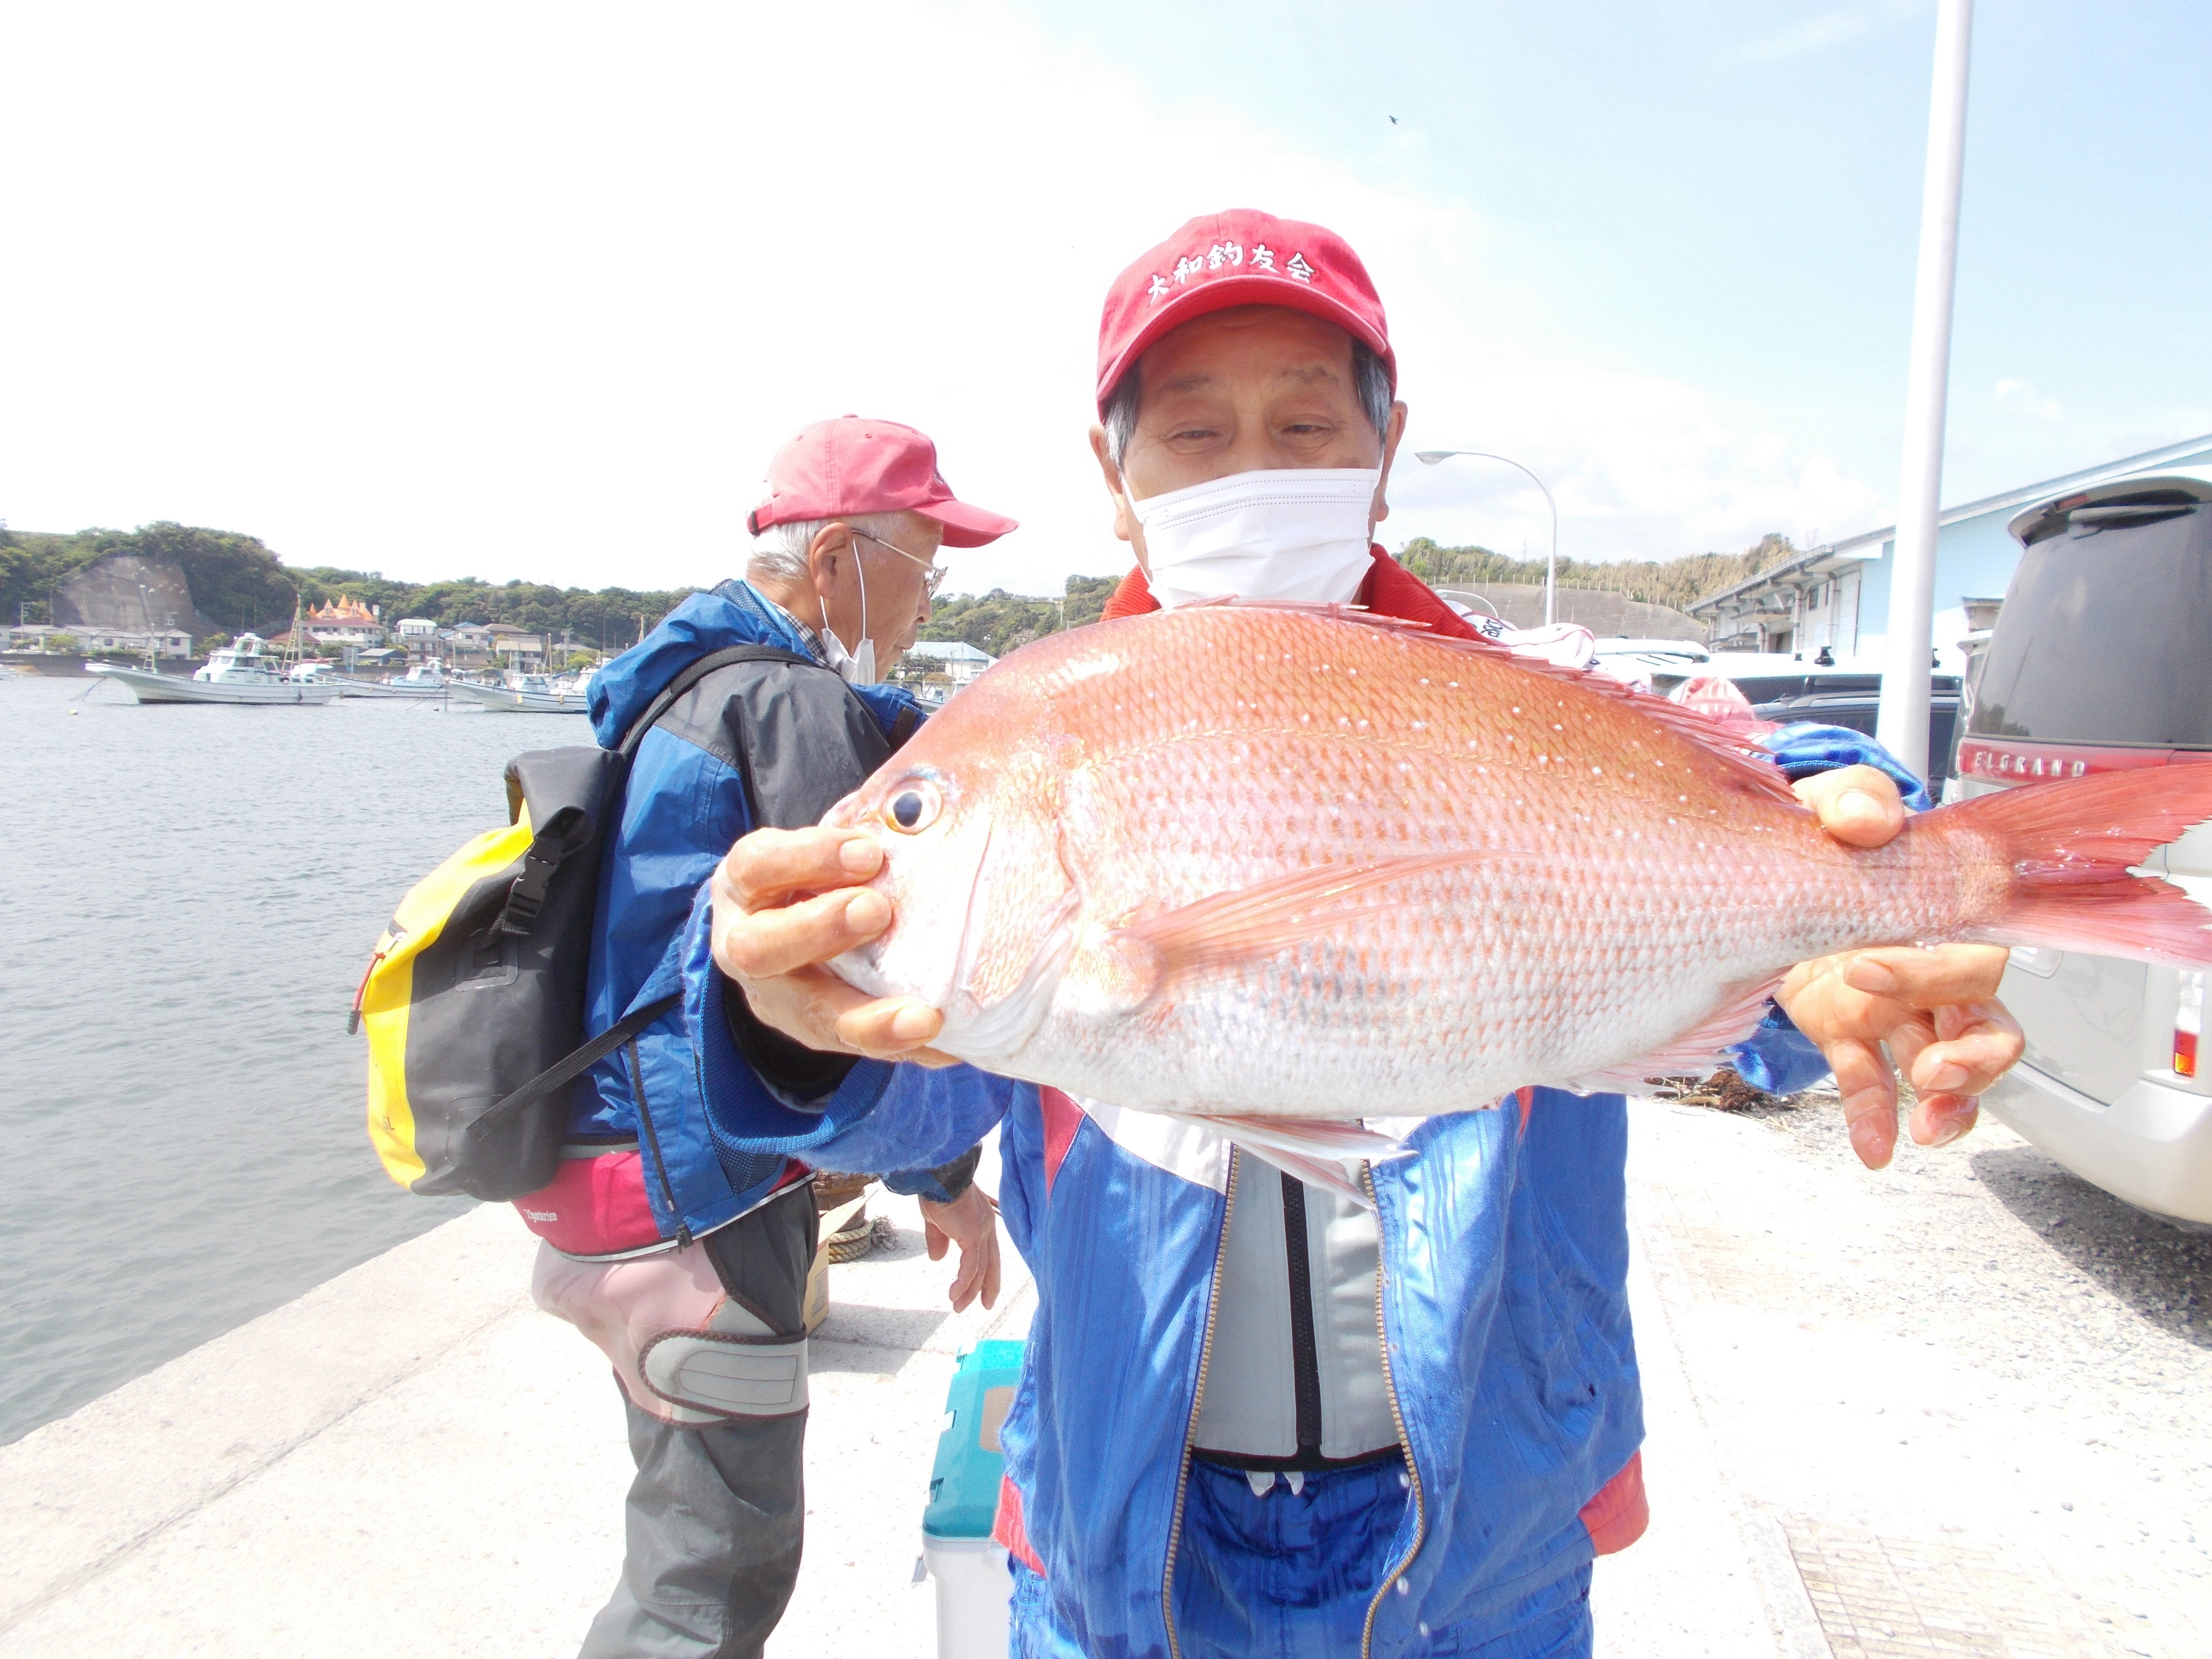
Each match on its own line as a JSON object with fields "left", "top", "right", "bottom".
{"left": 1688, "top": 431, "right": 2212, "bottom": 670}
{"left": 901, "top": 639, "right": 995, "bottom": 693}
{"left": 484, "top": 623, "right": 550, "bottom": 671}
{"left": 393, "top": 617, "right": 440, "bottom": 659}
{"left": 304, "top": 597, "right": 386, "bottom": 647}
{"left": 8, "top": 623, "right": 192, "bottom": 657}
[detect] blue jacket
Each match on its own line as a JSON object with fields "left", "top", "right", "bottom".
{"left": 565, "top": 579, "right": 1013, "bottom": 1247}
{"left": 669, "top": 721, "right": 1904, "bottom": 1650}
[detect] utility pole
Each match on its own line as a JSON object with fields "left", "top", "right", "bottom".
{"left": 1876, "top": 0, "right": 1973, "bottom": 779}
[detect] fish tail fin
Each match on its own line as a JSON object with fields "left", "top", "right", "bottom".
{"left": 1936, "top": 769, "right": 2212, "bottom": 965}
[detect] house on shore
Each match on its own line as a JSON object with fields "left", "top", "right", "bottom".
{"left": 304, "top": 597, "right": 385, "bottom": 648}
{"left": 901, "top": 639, "right": 995, "bottom": 694}
{"left": 1688, "top": 432, "right": 2212, "bottom": 671}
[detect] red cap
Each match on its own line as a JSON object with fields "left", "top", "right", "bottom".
{"left": 1095, "top": 209, "right": 1395, "bottom": 414}
{"left": 745, "top": 416, "right": 1017, "bottom": 549}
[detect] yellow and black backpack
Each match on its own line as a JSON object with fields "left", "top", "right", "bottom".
{"left": 353, "top": 645, "right": 807, "bottom": 1201}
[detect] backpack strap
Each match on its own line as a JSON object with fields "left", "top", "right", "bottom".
{"left": 617, "top": 644, "right": 815, "bottom": 761}
{"left": 466, "top": 990, "right": 681, "bottom": 1142}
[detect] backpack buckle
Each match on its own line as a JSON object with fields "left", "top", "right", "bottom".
{"left": 495, "top": 846, "right": 562, "bottom": 937}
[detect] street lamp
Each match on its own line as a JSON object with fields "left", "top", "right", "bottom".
{"left": 1414, "top": 450, "right": 1560, "bottom": 626}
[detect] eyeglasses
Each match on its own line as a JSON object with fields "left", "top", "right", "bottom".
{"left": 852, "top": 528, "right": 947, "bottom": 598}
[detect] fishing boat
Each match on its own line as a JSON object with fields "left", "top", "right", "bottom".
{"left": 447, "top": 671, "right": 593, "bottom": 713}
{"left": 379, "top": 661, "right": 454, "bottom": 697}
{"left": 88, "top": 634, "right": 343, "bottom": 706}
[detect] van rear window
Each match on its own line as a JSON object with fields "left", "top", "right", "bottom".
{"left": 1969, "top": 505, "right": 2212, "bottom": 748}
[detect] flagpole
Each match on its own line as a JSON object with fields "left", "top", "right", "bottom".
{"left": 1876, "top": 0, "right": 1974, "bottom": 779}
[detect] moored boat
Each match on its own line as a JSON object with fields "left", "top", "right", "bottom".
{"left": 446, "top": 671, "right": 593, "bottom": 713}
{"left": 371, "top": 661, "right": 456, "bottom": 698}
{"left": 88, "top": 635, "right": 343, "bottom": 706}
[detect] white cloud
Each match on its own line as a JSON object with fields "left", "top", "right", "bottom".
{"left": 0, "top": 0, "right": 1890, "bottom": 599}
{"left": 1994, "top": 377, "right": 2065, "bottom": 422}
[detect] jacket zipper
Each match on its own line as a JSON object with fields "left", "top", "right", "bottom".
{"left": 627, "top": 1037, "right": 693, "bottom": 1249}
{"left": 1161, "top": 1146, "right": 1239, "bottom": 1659}
{"left": 1359, "top": 1160, "right": 1426, "bottom": 1659}
{"left": 1279, "top": 1172, "right": 1325, "bottom": 1459}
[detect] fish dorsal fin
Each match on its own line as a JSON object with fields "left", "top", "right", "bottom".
{"left": 1106, "top": 849, "right": 1523, "bottom": 1006}
{"left": 1190, "top": 598, "right": 1804, "bottom": 811}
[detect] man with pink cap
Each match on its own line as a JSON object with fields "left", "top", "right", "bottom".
{"left": 525, "top": 416, "right": 1024, "bottom": 1658}
{"left": 694, "top": 216, "right": 2021, "bottom": 1655}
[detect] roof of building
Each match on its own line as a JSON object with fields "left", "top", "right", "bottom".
{"left": 1687, "top": 429, "right": 2212, "bottom": 617}
{"left": 308, "top": 597, "right": 378, "bottom": 625}
{"left": 907, "top": 640, "right": 994, "bottom": 662}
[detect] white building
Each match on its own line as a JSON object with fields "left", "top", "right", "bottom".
{"left": 9, "top": 624, "right": 192, "bottom": 657}
{"left": 303, "top": 597, "right": 386, "bottom": 647}
{"left": 1690, "top": 432, "right": 2212, "bottom": 672}
{"left": 902, "top": 639, "right": 995, "bottom": 691}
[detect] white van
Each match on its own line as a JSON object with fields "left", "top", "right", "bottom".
{"left": 1958, "top": 470, "right": 2212, "bottom": 1224}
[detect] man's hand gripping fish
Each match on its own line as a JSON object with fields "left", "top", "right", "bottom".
{"left": 823, "top": 604, "right": 2212, "bottom": 1192}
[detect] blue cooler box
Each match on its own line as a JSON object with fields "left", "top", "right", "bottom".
{"left": 921, "top": 1339, "right": 1024, "bottom": 1658}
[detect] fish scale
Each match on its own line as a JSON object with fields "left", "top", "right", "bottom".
{"left": 824, "top": 605, "right": 2212, "bottom": 1122}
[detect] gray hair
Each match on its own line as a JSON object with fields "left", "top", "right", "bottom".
{"left": 746, "top": 511, "right": 911, "bottom": 585}
{"left": 1102, "top": 337, "right": 1394, "bottom": 467}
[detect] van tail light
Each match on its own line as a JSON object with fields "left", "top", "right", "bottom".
{"left": 2175, "top": 972, "right": 2205, "bottom": 1079}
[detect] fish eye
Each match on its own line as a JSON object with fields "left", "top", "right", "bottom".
{"left": 884, "top": 780, "right": 942, "bottom": 834}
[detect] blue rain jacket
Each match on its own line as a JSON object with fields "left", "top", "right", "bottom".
{"left": 570, "top": 580, "right": 1016, "bottom": 1243}
{"left": 671, "top": 722, "right": 1913, "bottom": 1652}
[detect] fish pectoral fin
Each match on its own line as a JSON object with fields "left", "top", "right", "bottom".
{"left": 1559, "top": 974, "right": 1786, "bottom": 1094}
{"left": 1165, "top": 1112, "right": 1410, "bottom": 1208}
{"left": 1107, "top": 852, "right": 1513, "bottom": 1003}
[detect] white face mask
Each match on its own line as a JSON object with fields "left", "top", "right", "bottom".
{"left": 1130, "top": 468, "right": 1380, "bottom": 609}
{"left": 820, "top": 536, "right": 882, "bottom": 685}
{"left": 819, "top": 624, "right": 877, "bottom": 686}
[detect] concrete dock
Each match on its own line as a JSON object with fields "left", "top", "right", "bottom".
{"left": 5, "top": 1106, "right": 2205, "bottom": 1657}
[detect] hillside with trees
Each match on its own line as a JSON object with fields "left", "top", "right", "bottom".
{"left": 4, "top": 519, "right": 1806, "bottom": 656}
{"left": 917, "top": 575, "right": 1120, "bottom": 656}
{"left": 1397, "top": 533, "right": 1801, "bottom": 613}
{"left": 1, "top": 523, "right": 700, "bottom": 651}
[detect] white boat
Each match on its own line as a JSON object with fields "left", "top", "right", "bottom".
{"left": 447, "top": 672, "right": 592, "bottom": 713}
{"left": 332, "top": 660, "right": 450, "bottom": 699}
{"left": 378, "top": 661, "right": 455, "bottom": 697}
{"left": 88, "top": 635, "right": 342, "bottom": 706}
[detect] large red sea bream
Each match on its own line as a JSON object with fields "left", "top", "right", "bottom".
{"left": 825, "top": 605, "right": 2212, "bottom": 1132}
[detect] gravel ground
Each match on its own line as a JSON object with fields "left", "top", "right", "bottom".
{"left": 1628, "top": 1091, "right": 2212, "bottom": 1657}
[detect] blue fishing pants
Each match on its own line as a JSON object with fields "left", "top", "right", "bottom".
{"left": 1011, "top": 1453, "right": 1594, "bottom": 1656}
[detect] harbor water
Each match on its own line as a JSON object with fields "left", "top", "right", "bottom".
{"left": 0, "top": 673, "right": 607, "bottom": 1443}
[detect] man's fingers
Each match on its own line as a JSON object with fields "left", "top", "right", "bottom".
{"left": 1827, "top": 1035, "right": 1899, "bottom": 1168}
{"left": 1841, "top": 945, "right": 2010, "bottom": 1008}
{"left": 1910, "top": 1092, "right": 1980, "bottom": 1148}
{"left": 925, "top": 1219, "right": 949, "bottom": 1262}
{"left": 1905, "top": 1003, "right": 2022, "bottom": 1099}
{"left": 837, "top": 997, "right": 950, "bottom": 1059}
{"left": 719, "top": 827, "right": 882, "bottom": 910}
{"left": 1794, "top": 765, "right": 1907, "bottom": 849}
{"left": 716, "top": 888, "right": 890, "bottom": 981}
{"left": 980, "top": 1235, "right": 1002, "bottom": 1311}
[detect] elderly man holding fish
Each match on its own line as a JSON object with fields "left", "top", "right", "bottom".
{"left": 677, "top": 213, "right": 2149, "bottom": 1658}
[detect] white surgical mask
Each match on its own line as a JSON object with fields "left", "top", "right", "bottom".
{"left": 1131, "top": 468, "right": 1380, "bottom": 609}
{"left": 821, "top": 534, "right": 883, "bottom": 685}
{"left": 819, "top": 624, "right": 877, "bottom": 686}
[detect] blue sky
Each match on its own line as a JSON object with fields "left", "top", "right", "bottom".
{"left": 2, "top": 1, "right": 2206, "bottom": 595}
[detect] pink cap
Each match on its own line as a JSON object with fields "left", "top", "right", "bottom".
{"left": 1095, "top": 209, "right": 1395, "bottom": 414}
{"left": 745, "top": 416, "right": 1017, "bottom": 549}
